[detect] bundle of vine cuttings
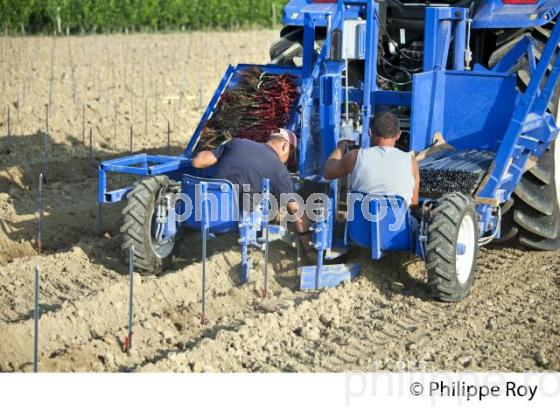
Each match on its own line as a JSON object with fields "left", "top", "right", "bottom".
{"left": 198, "top": 67, "right": 300, "bottom": 151}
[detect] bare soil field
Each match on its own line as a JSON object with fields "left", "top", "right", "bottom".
{"left": 0, "top": 31, "right": 559, "bottom": 372}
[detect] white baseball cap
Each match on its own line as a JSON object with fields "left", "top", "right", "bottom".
{"left": 270, "top": 128, "right": 297, "bottom": 149}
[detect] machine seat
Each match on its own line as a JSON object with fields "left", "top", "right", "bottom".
{"left": 347, "top": 193, "right": 414, "bottom": 259}
{"left": 182, "top": 174, "right": 239, "bottom": 234}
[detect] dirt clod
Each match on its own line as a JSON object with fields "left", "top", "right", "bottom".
{"left": 192, "top": 361, "right": 205, "bottom": 373}
{"left": 301, "top": 325, "right": 321, "bottom": 341}
{"left": 535, "top": 350, "right": 549, "bottom": 367}
{"left": 458, "top": 356, "right": 473, "bottom": 367}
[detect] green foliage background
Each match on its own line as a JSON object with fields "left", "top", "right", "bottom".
{"left": 0, "top": 0, "right": 290, "bottom": 33}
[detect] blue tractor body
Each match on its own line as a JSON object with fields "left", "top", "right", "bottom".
{"left": 99, "top": 0, "right": 560, "bottom": 300}
{"left": 282, "top": 0, "right": 558, "bottom": 28}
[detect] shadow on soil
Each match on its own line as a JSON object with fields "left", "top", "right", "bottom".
{"left": 172, "top": 231, "right": 300, "bottom": 288}
{"left": 1, "top": 131, "right": 302, "bottom": 295}
{"left": 0, "top": 131, "right": 186, "bottom": 268}
{"left": 352, "top": 250, "right": 432, "bottom": 301}
{"left": 3, "top": 133, "right": 539, "bottom": 307}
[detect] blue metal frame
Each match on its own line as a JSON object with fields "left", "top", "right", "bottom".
{"left": 282, "top": 0, "right": 338, "bottom": 28}
{"left": 283, "top": 0, "right": 560, "bottom": 29}
{"left": 189, "top": 176, "right": 277, "bottom": 284}
{"left": 98, "top": 154, "right": 192, "bottom": 204}
{"left": 347, "top": 195, "right": 414, "bottom": 259}
{"left": 477, "top": 17, "right": 560, "bottom": 205}
{"left": 295, "top": 0, "right": 559, "bottom": 262}
{"left": 97, "top": 0, "right": 560, "bottom": 291}
{"left": 472, "top": 0, "right": 560, "bottom": 29}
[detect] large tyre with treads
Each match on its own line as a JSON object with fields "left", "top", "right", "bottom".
{"left": 489, "top": 19, "right": 560, "bottom": 250}
{"left": 270, "top": 26, "right": 328, "bottom": 66}
{"left": 427, "top": 193, "right": 479, "bottom": 302}
{"left": 121, "top": 175, "right": 178, "bottom": 275}
{"left": 270, "top": 26, "right": 305, "bottom": 66}
{"left": 269, "top": 25, "right": 364, "bottom": 86}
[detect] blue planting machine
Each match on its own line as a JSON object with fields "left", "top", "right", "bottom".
{"left": 99, "top": 0, "right": 560, "bottom": 302}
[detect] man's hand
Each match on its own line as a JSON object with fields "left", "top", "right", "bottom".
{"left": 411, "top": 156, "right": 420, "bottom": 207}
{"left": 192, "top": 150, "right": 218, "bottom": 169}
{"left": 338, "top": 122, "right": 357, "bottom": 148}
{"left": 337, "top": 139, "right": 354, "bottom": 150}
{"left": 287, "top": 200, "right": 314, "bottom": 254}
{"left": 324, "top": 123, "right": 360, "bottom": 180}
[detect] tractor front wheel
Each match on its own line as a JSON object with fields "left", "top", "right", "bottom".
{"left": 426, "top": 193, "right": 479, "bottom": 302}
{"left": 121, "top": 175, "right": 178, "bottom": 275}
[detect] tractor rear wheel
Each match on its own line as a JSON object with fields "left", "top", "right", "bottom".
{"left": 489, "top": 19, "right": 560, "bottom": 250}
{"left": 270, "top": 26, "right": 304, "bottom": 66}
{"left": 270, "top": 26, "right": 364, "bottom": 86}
{"left": 270, "top": 26, "right": 329, "bottom": 66}
{"left": 121, "top": 175, "right": 178, "bottom": 275}
{"left": 426, "top": 193, "right": 479, "bottom": 302}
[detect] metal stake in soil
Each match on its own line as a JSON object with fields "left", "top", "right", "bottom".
{"left": 89, "top": 127, "right": 93, "bottom": 160}
{"left": 172, "top": 99, "right": 177, "bottom": 132}
{"left": 141, "top": 61, "right": 145, "bottom": 97}
{"left": 262, "top": 179, "right": 270, "bottom": 298}
{"left": 16, "top": 93, "right": 20, "bottom": 134}
{"left": 129, "top": 125, "right": 133, "bottom": 153}
{"left": 144, "top": 98, "right": 148, "bottom": 137}
{"left": 37, "top": 173, "right": 44, "bottom": 254}
{"left": 33, "top": 264, "right": 40, "bottom": 373}
{"left": 98, "top": 196, "right": 104, "bottom": 236}
{"left": 7, "top": 106, "right": 10, "bottom": 139}
{"left": 263, "top": 223, "right": 269, "bottom": 298}
{"left": 198, "top": 80, "right": 203, "bottom": 110}
{"left": 82, "top": 104, "right": 85, "bottom": 144}
{"left": 130, "top": 95, "right": 134, "bottom": 125}
{"left": 295, "top": 240, "right": 301, "bottom": 277}
{"left": 200, "top": 183, "right": 208, "bottom": 325}
{"left": 43, "top": 105, "right": 49, "bottom": 184}
{"left": 113, "top": 103, "right": 117, "bottom": 148}
{"left": 124, "top": 245, "right": 135, "bottom": 353}
{"left": 315, "top": 250, "right": 324, "bottom": 290}
{"left": 167, "top": 120, "right": 171, "bottom": 155}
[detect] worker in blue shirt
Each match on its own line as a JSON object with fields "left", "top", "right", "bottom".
{"left": 192, "top": 129, "right": 315, "bottom": 258}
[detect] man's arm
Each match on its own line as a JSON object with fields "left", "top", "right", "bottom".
{"left": 191, "top": 150, "right": 218, "bottom": 169}
{"left": 411, "top": 156, "right": 420, "bottom": 207}
{"left": 287, "top": 201, "right": 313, "bottom": 255}
{"left": 324, "top": 142, "right": 358, "bottom": 180}
{"left": 274, "top": 170, "right": 313, "bottom": 252}
{"left": 287, "top": 201, "right": 308, "bottom": 233}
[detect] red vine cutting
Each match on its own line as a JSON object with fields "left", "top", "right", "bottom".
{"left": 199, "top": 67, "right": 300, "bottom": 150}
